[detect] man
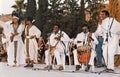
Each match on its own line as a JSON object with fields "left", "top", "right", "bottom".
{"left": 73, "top": 25, "right": 89, "bottom": 71}
{"left": 84, "top": 32, "right": 98, "bottom": 72}
{"left": 7, "top": 13, "right": 25, "bottom": 66}
{"left": 100, "top": 10, "right": 120, "bottom": 72}
{"left": 24, "top": 17, "right": 41, "bottom": 67}
{"left": 44, "top": 24, "right": 70, "bottom": 70}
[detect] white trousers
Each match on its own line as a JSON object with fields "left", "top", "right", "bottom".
{"left": 102, "top": 38, "right": 118, "bottom": 70}
{"left": 73, "top": 49, "right": 80, "bottom": 65}
{"left": 89, "top": 50, "right": 96, "bottom": 66}
{"left": 45, "top": 48, "right": 65, "bottom": 69}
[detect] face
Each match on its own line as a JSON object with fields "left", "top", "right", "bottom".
{"left": 99, "top": 12, "right": 108, "bottom": 20}
{"left": 26, "top": 21, "right": 31, "bottom": 26}
{"left": 12, "top": 18, "right": 19, "bottom": 24}
{"left": 83, "top": 29, "right": 87, "bottom": 33}
{"left": 53, "top": 25, "right": 59, "bottom": 33}
{"left": 82, "top": 27, "right": 88, "bottom": 33}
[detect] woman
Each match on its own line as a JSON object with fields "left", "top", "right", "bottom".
{"left": 7, "top": 14, "right": 25, "bottom": 66}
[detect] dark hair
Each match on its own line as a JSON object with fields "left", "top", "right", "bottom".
{"left": 101, "top": 10, "right": 110, "bottom": 17}
{"left": 26, "top": 17, "right": 33, "bottom": 23}
{"left": 54, "top": 23, "right": 60, "bottom": 28}
{"left": 82, "top": 24, "right": 88, "bottom": 28}
{"left": 11, "top": 12, "right": 21, "bottom": 25}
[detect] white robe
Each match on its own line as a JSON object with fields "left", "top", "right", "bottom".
{"left": 25, "top": 25, "right": 41, "bottom": 63}
{"left": 101, "top": 17, "right": 120, "bottom": 69}
{"left": 7, "top": 23, "right": 25, "bottom": 66}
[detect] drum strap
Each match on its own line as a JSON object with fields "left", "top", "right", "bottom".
{"left": 59, "top": 31, "right": 67, "bottom": 56}
{"left": 108, "top": 18, "right": 114, "bottom": 37}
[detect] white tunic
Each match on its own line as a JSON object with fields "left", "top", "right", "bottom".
{"left": 25, "top": 25, "right": 41, "bottom": 63}
{"left": 7, "top": 23, "right": 25, "bottom": 66}
{"left": 74, "top": 32, "right": 89, "bottom": 47}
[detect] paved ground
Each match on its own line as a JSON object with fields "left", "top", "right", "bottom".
{"left": 0, "top": 62, "right": 120, "bottom": 77}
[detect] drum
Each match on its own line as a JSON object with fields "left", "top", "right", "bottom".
{"left": 114, "top": 55, "right": 120, "bottom": 67}
{"left": 77, "top": 45, "right": 90, "bottom": 53}
{"left": 77, "top": 51, "right": 91, "bottom": 64}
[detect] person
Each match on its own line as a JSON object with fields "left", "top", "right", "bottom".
{"left": 44, "top": 24, "right": 70, "bottom": 70}
{"left": 95, "top": 19, "right": 104, "bottom": 67}
{"left": 100, "top": 10, "right": 120, "bottom": 72}
{"left": 24, "top": 17, "right": 41, "bottom": 67}
{"left": 7, "top": 13, "right": 26, "bottom": 66}
{"left": 0, "top": 21, "right": 8, "bottom": 62}
{"left": 84, "top": 32, "right": 98, "bottom": 72}
{"left": 73, "top": 25, "right": 89, "bottom": 71}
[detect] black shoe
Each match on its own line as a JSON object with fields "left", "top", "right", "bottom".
{"left": 43, "top": 65, "right": 52, "bottom": 70}
{"left": 85, "top": 65, "right": 90, "bottom": 72}
{"left": 24, "top": 64, "right": 33, "bottom": 68}
{"left": 75, "top": 65, "right": 81, "bottom": 71}
{"left": 106, "top": 68, "right": 114, "bottom": 73}
{"left": 24, "top": 64, "right": 30, "bottom": 68}
{"left": 29, "top": 64, "right": 33, "bottom": 67}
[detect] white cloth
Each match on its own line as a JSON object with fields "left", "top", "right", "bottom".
{"left": 25, "top": 25, "right": 41, "bottom": 63}
{"left": 101, "top": 17, "right": 120, "bottom": 69}
{"left": 45, "top": 30, "right": 70, "bottom": 69}
{"left": 7, "top": 23, "right": 25, "bottom": 66}
{"left": 74, "top": 32, "right": 89, "bottom": 47}
{"left": 95, "top": 25, "right": 104, "bottom": 37}
{"left": 88, "top": 33, "right": 98, "bottom": 71}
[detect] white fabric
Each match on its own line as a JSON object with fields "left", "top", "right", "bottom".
{"left": 73, "top": 49, "right": 80, "bottom": 65}
{"left": 101, "top": 17, "right": 120, "bottom": 70}
{"left": 74, "top": 32, "right": 89, "bottom": 47}
{"left": 88, "top": 33, "right": 98, "bottom": 71}
{"left": 45, "top": 30, "right": 70, "bottom": 69}
{"left": 95, "top": 25, "right": 104, "bottom": 37}
{"left": 25, "top": 25, "right": 41, "bottom": 63}
{"left": 7, "top": 23, "right": 25, "bottom": 66}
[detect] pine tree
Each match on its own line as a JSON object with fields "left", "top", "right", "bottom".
{"left": 35, "top": 0, "right": 48, "bottom": 33}
{"left": 26, "top": 0, "right": 36, "bottom": 18}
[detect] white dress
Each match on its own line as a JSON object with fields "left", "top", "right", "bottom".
{"left": 25, "top": 25, "right": 41, "bottom": 63}
{"left": 7, "top": 23, "right": 26, "bottom": 66}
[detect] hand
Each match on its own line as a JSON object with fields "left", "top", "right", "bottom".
{"left": 0, "top": 34, "right": 4, "bottom": 37}
{"left": 54, "top": 37, "right": 60, "bottom": 40}
{"left": 30, "top": 35, "right": 35, "bottom": 39}
{"left": 10, "top": 35, "right": 14, "bottom": 42}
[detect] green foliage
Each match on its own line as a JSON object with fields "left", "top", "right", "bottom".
{"left": 35, "top": 0, "right": 48, "bottom": 35}
{"left": 26, "top": 0, "right": 36, "bottom": 18}
{"left": 11, "top": 0, "right": 26, "bottom": 20}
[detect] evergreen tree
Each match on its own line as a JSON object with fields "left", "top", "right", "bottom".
{"left": 35, "top": 0, "right": 48, "bottom": 33}
{"left": 26, "top": 0, "right": 36, "bottom": 18}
